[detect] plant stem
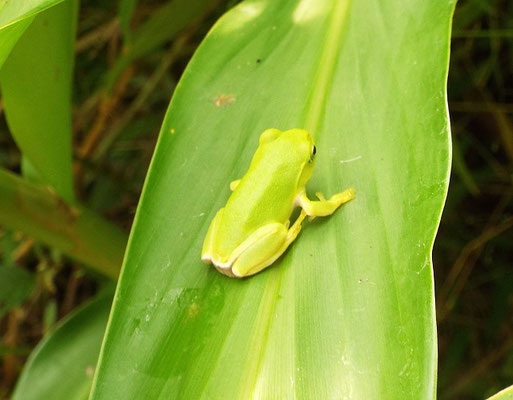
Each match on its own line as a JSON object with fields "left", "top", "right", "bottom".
{"left": 0, "top": 168, "right": 127, "bottom": 279}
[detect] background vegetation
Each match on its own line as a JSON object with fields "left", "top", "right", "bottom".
{"left": 0, "top": 0, "right": 511, "bottom": 399}
{"left": 436, "top": 1, "right": 513, "bottom": 398}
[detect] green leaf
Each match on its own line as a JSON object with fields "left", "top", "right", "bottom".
{"left": 0, "top": 0, "right": 77, "bottom": 203}
{"left": 91, "top": 1, "right": 455, "bottom": 398}
{"left": 0, "top": 18, "right": 33, "bottom": 69}
{"left": 0, "top": 0, "right": 64, "bottom": 30}
{"left": 488, "top": 385, "right": 513, "bottom": 400}
{"left": 12, "top": 290, "right": 113, "bottom": 400}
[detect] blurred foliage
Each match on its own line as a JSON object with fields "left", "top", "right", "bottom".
{"left": 0, "top": 0, "right": 511, "bottom": 398}
{"left": 0, "top": 232, "right": 35, "bottom": 319}
{"left": 436, "top": 0, "right": 513, "bottom": 399}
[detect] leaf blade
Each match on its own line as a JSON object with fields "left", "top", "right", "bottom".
{"left": 91, "top": 0, "right": 455, "bottom": 398}
{"left": 0, "top": 0, "right": 64, "bottom": 30}
{"left": 488, "top": 385, "right": 513, "bottom": 400}
{"left": 0, "top": 18, "right": 32, "bottom": 69}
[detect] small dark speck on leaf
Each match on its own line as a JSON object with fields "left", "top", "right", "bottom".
{"left": 187, "top": 303, "right": 199, "bottom": 318}
{"left": 214, "top": 94, "right": 235, "bottom": 108}
{"left": 256, "top": 58, "right": 262, "bottom": 63}
{"left": 85, "top": 365, "right": 95, "bottom": 377}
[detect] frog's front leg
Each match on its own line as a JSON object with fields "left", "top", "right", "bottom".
{"left": 297, "top": 188, "right": 355, "bottom": 217}
{"left": 228, "top": 211, "right": 307, "bottom": 278}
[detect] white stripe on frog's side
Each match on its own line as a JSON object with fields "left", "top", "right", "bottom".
{"left": 293, "top": 191, "right": 305, "bottom": 208}
{"left": 202, "top": 253, "right": 238, "bottom": 278}
{"left": 202, "top": 253, "right": 231, "bottom": 268}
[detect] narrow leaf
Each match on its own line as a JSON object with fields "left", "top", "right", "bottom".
{"left": 0, "top": 18, "right": 33, "bottom": 69}
{"left": 0, "top": 0, "right": 77, "bottom": 203}
{"left": 0, "top": 0, "right": 64, "bottom": 30}
{"left": 12, "top": 290, "right": 113, "bottom": 400}
{"left": 91, "top": 0, "right": 455, "bottom": 398}
{"left": 118, "top": 0, "right": 138, "bottom": 44}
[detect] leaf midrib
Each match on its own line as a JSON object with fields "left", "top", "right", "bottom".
{"left": 303, "top": 0, "right": 352, "bottom": 137}
{"left": 238, "top": 1, "right": 353, "bottom": 397}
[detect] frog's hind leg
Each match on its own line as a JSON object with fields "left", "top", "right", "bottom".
{"left": 232, "top": 211, "right": 307, "bottom": 277}
{"left": 201, "top": 208, "right": 224, "bottom": 264}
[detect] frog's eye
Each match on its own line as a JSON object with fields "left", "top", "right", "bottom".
{"left": 309, "top": 146, "right": 317, "bottom": 163}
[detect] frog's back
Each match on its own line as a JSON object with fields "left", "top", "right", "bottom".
{"left": 213, "top": 141, "right": 306, "bottom": 258}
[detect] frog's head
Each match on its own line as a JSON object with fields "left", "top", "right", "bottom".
{"left": 259, "top": 128, "right": 315, "bottom": 159}
{"left": 258, "top": 128, "right": 316, "bottom": 188}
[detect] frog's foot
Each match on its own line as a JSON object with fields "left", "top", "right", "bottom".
{"left": 201, "top": 209, "right": 306, "bottom": 278}
{"left": 206, "top": 212, "right": 306, "bottom": 278}
{"left": 230, "top": 211, "right": 307, "bottom": 277}
{"left": 298, "top": 188, "right": 355, "bottom": 218}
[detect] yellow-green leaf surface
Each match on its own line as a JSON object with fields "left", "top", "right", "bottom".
{"left": 91, "top": 1, "right": 455, "bottom": 398}
{"left": 0, "top": 19, "right": 32, "bottom": 69}
{"left": 12, "top": 291, "right": 112, "bottom": 400}
{"left": 488, "top": 386, "right": 513, "bottom": 400}
{"left": 0, "top": 0, "right": 64, "bottom": 30}
{"left": 0, "top": 0, "right": 77, "bottom": 202}
{"left": 0, "top": 0, "right": 64, "bottom": 69}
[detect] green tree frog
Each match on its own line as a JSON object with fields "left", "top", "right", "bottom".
{"left": 201, "top": 128, "right": 355, "bottom": 278}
